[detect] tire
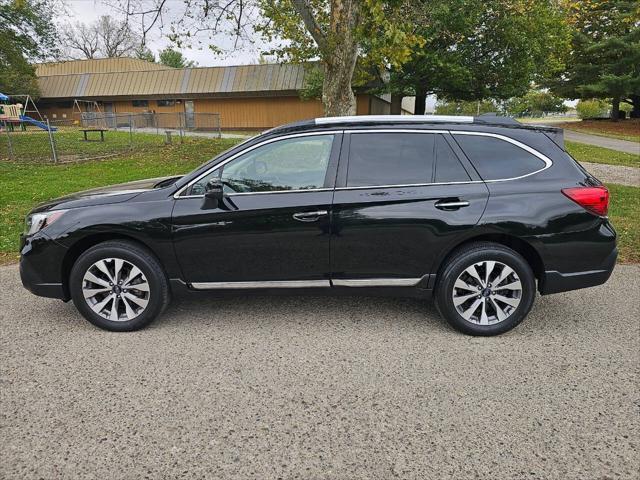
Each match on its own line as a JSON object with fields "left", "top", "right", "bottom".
{"left": 69, "top": 240, "right": 170, "bottom": 331}
{"left": 435, "top": 242, "right": 536, "bottom": 336}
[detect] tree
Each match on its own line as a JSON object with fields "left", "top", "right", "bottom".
{"left": 60, "top": 21, "right": 99, "bottom": 59}
{"left": 388, "top": 0, "right": 571, "bottom": 114}
{"left": 575, "top": 99, "right": 609, "bottom": 119}
{"left": 134, "top": 44, "right": 156, "bottom": 63}
{"left": 0, "top": 0, "right": 59, "bottom": 97}
{"left": 158, "top": 47, "right": 196, "bottom": 68}
{"left": 550, "top": 1, "right": 640, "bottom": 119}
{"left": 435, "top": 99, "right": 499, "bottom": 116}
{"left": 61, "top": 15, "right": 143, "bottom": 59}
{"left": 505, "top": 90, "right": 568, "bottom": 117}
{"left": 118, "top": 0, "right": 422, "bottom": 116}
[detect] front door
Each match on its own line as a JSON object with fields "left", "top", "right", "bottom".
{"left": 331, "top": 131, "right": 489, "bottom": 285}
{"left": 172, "top": 133, "right": 341, "bottom": 286}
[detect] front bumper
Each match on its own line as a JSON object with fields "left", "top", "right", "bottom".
{"left": 19, "top": 233, "right": 70, "bottom": 301}
{"left": 540, "top": 247, "right": 617, "bottom": 295}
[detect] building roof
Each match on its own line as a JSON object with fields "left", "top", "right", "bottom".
{"left": 36, "top": 58, "right": 172, "bottom": 76}
{"left": 36, "top": 63, "right": 311, "bottom": 100}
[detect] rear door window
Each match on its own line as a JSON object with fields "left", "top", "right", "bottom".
{"left": 347, "top": 133, "right": 435, "bottom": 187}
{"left": 454, "top": 134, "right": 547, "bottom": 180}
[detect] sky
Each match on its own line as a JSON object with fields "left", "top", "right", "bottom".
{"left": 64, "top": 0, "right": 266, "bottom": 66}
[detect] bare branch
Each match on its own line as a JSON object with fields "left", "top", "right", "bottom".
{"left": 60, "top": 15, "right": 144, "bottom": 59}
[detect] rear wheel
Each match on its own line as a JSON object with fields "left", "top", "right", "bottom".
{"left": 69, "top": 240, "right": 170, "bottom": 331}
{"left": 435, "top": 242, "right": 536, "bottom": 336}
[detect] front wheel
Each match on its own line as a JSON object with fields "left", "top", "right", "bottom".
{"left": 435, "top": 242, "right": 536, "bottom": 336}
{"left": 69, "top": 240, "right": 170, "bottom": 331}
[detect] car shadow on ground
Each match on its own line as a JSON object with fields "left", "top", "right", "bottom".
{"left": 29, "top": 280, "right": 605, "bottom": 338}
{"left": 161, "top": 292, "right": 450, "bottom": 331}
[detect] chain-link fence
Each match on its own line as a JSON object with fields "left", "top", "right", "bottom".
{"left": 0, "top": 112, "right": 221, "bottom": 163}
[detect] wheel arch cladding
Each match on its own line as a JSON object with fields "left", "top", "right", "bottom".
{"left": 61, "top": 233, "right": 165, "bottom": 299}
{"left": 436, "top": 234, "right": 545, "bottom": 286}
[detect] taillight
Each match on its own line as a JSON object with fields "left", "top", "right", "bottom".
{"left": 561, "top": 186, "right": 609, "bottom": 216}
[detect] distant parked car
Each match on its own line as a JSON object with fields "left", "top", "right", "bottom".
{"left": 20, "top": 115, "right": 616, "bottom": 335}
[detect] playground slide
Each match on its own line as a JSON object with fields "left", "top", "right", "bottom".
{"left": 19, "top": 115, "right": 57, "bottom": 131}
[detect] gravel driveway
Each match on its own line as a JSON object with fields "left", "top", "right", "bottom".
{"left": 1, "top": 264, "right": 638, "bottom": 479}
{"left": 580, "top": 161, "right": 640, "bottom": 187}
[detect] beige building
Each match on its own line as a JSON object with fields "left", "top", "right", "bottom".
{"left": 35, "top": 58, "right": 408, "bottom": 130}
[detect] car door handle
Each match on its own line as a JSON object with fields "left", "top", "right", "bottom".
{"left": 292, "top": 210, "right": 329, "bottom": 222}
{"left": 434, "top": 200, "right": 470, "bottom": 210}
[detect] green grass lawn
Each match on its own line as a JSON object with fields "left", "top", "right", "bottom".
{"left": 0, "top": 129, "right": 181, "bottom": 162}
{"left": 607, "top": 183, "right": 640, "bottom": 263}
{"left": 565, "top": 141, "right": 639, "bottom": 168}
{"left": 0, "top": 136, "right": 240, "bottom": 263}
{"left": 0, "top": 136, "right": 638, "bottom": 265}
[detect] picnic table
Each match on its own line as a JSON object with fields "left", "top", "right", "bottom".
{"left": 80, "top": 128, "right": 108, "bottom": 142}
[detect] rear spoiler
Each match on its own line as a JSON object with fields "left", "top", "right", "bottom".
{"left": 544, "top": 128, "right": 564, "bottom": 149}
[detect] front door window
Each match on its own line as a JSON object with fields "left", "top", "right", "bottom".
{"left": 189, "top": 135, "right": 335, "bottom": 196}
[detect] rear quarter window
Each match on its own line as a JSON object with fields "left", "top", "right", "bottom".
{"left": 454, "top": 134, "right": 547, "bottom": 180}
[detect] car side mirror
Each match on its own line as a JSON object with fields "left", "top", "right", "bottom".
{"left": 203, "top": 179, "right": 224, "bottom": 208}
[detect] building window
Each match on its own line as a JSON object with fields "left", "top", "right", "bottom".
{"left": 157, "top": 100, "right": 176, "bottom": 107}
{"left": 132, "top": 100, "right": 149, "bottom": 107}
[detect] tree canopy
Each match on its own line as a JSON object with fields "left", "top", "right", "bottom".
{"left": 158, "top": 48, "right": 196, "bottom": 68}
{"left": 549, "top": 0, "right": 640, "bottom": 118}
{"left": 60, "top": 15, "right": 143, "bottom": 59}
{"left": 387, "top": 0, "right": 571, "bottom": 114}
{"left": 0, "top": 0, "right": 58, "bottom": 97}
{"left": 119, "top": 0, "right": 423, "bottom": 115}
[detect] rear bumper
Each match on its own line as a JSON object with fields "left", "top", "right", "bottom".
{"left": 540, "top": 247, "right": 617, "bottom": 295}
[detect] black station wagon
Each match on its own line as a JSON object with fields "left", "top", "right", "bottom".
{"left": 20, "top": 115, "right": 617, "bottom": 335}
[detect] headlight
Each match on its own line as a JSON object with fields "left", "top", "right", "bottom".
{"left": 24, "top": 210, "right": 67, "bottom": 236}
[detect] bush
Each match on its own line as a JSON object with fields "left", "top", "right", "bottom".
{"left": 576, "top": 99, "right": 609, "bottom": 119}
{"left": 506, "top": 91, "right": 568, "bottom": 117}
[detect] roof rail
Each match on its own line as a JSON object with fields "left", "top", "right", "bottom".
{"left": 314, "top": 115, "right": 474, "bottom": 124}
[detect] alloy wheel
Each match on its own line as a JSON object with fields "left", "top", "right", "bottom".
{"left": 82, "top": 258, "right": 150, "bottom": 322}
{"left": 452, "top": 260, "right": 522, "bottom": 325}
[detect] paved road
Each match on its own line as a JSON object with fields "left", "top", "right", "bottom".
{"left": 564, "top": 130, "right": 639, "bottom": 155}
{"left": 1, "top": 264, "right": 638, "bottom": 479}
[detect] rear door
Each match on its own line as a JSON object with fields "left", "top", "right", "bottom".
{"left": 330, "top": 130, "right": 489, "bottom": 286}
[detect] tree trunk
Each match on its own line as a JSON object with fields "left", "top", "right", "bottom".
{"left": 610, "top": 96, "right": 620, "bottom": 121}
{"left": 390, "top": 94, "right": 403, "bottom": 115}
{"left": 292, "top": 0, "right": 360, "bottom": 116}
{"left": 320, "top": 0, "right": 360, "bottom": 116}
{"left": 414, "top": 88, "right": 427, "bottom": 115}
{"left": 629, "top": 95, "right": 640, "bottom": 119}
{"left": 322, "top": 52, "right": 358, "bottom": 116}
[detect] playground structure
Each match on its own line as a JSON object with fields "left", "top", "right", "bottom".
{"left": 73, "top": 99, "right": 108, "bottom": 129}
{"left": 0, "top": 92, "right": 57, "bottom": 131}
